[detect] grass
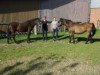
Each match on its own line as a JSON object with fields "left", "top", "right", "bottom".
{"left": 0, "top": 29, "right": 100, "bottom": 75}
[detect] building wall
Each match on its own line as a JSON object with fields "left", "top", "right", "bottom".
{"left": 90, "top": 8, "right": 100, "bottom": 28}
{"left": 0, "top": 0, "right": 92, "bottom": 33}
{"left": 0, "top": 0, "right": 39, "bottom": 23}
{"left": 40, "top": 0, "right": 91, "bottom": 23}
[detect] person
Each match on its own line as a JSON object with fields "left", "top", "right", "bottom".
{"left": 42, "top": 16, "right": 48, "bottom": 40}
{"left": 51, "top": 17, "right": 59, "bottom": 41}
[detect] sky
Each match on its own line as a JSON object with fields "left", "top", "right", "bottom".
{"left": 91, "top": 0, "right": 100, "bottom": 8}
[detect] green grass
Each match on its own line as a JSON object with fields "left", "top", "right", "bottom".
{"left": 0, "top": 30, "right": 100, "bottom": 75}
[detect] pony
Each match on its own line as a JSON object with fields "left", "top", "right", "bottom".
{"left": 58, "top": 18, "right": 96, "bottom": 44}
{"left": 7, "top": 18, "right": 41, "bottom": 44}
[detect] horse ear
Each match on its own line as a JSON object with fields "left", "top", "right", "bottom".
{"left": 87, "top": 20, "right": 90, "bottom": 23}
{"left": 59, "top": 18, "right": 63, "bottom": 21}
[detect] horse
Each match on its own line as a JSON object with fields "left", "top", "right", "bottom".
{"left": 58, "top": 18, "right": 96, "bottom": 44}
{"left": 7, "top": 18, "right": 41, "bottom": 44}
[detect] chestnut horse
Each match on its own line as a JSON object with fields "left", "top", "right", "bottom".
{"left": 59, "top": 18, "right": 96, "bottom": 44}
{"left": 7, "top": 18, "right": 41, "bottom": 44}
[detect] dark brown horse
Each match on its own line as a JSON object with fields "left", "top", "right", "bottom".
{"left": 59, "top": 18, "right": 96, "bottom": 44}
{"left": 7, "top": 18, "right": 41, "bottom": 44}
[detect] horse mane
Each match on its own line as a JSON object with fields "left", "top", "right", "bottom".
{"left": 27, "top": 18, "right": 40, "bottom": 22}
{"left": 60, "top": 18, "right": 72, "bottom": 22}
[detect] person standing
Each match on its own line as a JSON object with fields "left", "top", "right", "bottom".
{"left": 51, "top": 17, "right": 59, "bottom": 41}
{"left": 42, "top": 16, "right": 48, "bottom": 40}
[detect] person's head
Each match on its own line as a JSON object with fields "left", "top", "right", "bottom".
{"left": 42, "top": 16, "right": 46, "bottom": 21}
{"left": 53, "top": 17, "right": 56, "bottom": 21}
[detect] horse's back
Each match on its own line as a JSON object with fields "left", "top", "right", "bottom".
{"left": 9, "top": 21, "right": 30, "bottom": 32}
{"left": 69, "top": 23, "right": 92, "bottom": 34}
{"left": 71, "top": 25, "right": 86, "bottom": 34}
{"left": 9, "top": 22, "right": 19, "bottom": 32}
{"left": 18, "top": 23, "right": 28, "bottom": 32}
{"left": 10, "top": 22, "right": 19, "bottom": 27}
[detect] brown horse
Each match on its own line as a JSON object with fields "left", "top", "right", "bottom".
{"left": 58, "top": 18, "right": 96, "bottom": 44}
{"left": 7, "top": 18, "right": 41, "bottom": 44}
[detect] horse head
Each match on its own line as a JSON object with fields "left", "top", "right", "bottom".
{"left": 58, "top": 18, "right": 66, "bottom": 27}
{"left": 28, "top": 18, "right": 42, "bottom": 26}
{"left": 58, "top": 18, "right": 74, "bottom": 30}
{"left": 34, "top": 18, "right": 42, "bottom": 25}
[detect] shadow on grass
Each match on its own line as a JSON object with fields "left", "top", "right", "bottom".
{"left": 61, "top": 62, "right": 79, "bottom": 72}
{"left": 67, "top": 62, "right": 79, "bottom": 68}
{"left": 0, "top": 57, "right": 79, "bottom": 75}
{"left": 0, "top": 62, "right": 23, "bottom": 75}
{"left": 15, "top": 34, "right": 65, "bottom": 44}
{"left": 8, "top": 69, "right": 23, "bottom": 75}
{"left": 9, "top": 69, "right": 53, "bottom": 75}
{"left": 46, "top": 54, "right": 57, "bottom": 60}
{"left": 25, "top": 62, "right": 46, "bottom": 72}
{"left": 29, "top": 57, "right": 42, "bottom": 65}
{"left": 6, "top": 55, "right": 61, "bottom": 75}
{"left": 0, "top": 32, "right": 67, "bottom": 44}
{"left": 42, "top": 72, "right": 53, "bottom": 75}
{"left": 93, "top": 38, "right": 100, "bottom": 42}
{"left": 77, "top": 37, "right": 100, "bottom": 43}
{"left": 14, "top": 36, "right": 43, "bottom": 44}
{"left": 58, "top": 35, "right": 69, "bottom": 40}
{"left": 7, "top": 57, "right": 46, "bottom": 75}
{"left": 8, "top": 62, "right": 47, "bottom": 75}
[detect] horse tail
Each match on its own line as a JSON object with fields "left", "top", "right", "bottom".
{"left": 7, "top": 24, "right": 10, "bottom": 44}
{"left": 91, "top": 23, "right": 96, "bottom": 37}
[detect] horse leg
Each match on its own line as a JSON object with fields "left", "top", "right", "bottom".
{"left": 69, "top": 34, "right": 71, "bottom": 43}
{"left": 72, "top": 34, "right": 75, "bottom": 44}
{"left": 89, "top": 33, "right": 93, "bottom": 43}
{"left": 27, "top": 30, "right": 31, "bottom": 43}
{"left": 12, "top": 32, "right": 17, "bottom": 43}
{"left": 69, "top": 32, "right": 75, "bottom": 44}
{"left": 85, "top": 32, "right": 91, "bottom": 44}
{"left": 7, "top": 31, "right": 10, "bottom": 44}
{"left": 69, "top": 32, "right": 73, "bottom": 43}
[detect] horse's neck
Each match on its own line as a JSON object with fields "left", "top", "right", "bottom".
{"left": 66, "top": 21, "right": 71, "bottom": 25}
